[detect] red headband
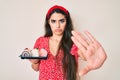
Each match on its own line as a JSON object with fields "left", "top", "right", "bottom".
{"left": 46, "top": 5, "right": 68, "bottom": 18}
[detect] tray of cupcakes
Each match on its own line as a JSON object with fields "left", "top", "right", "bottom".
{"left": 19, "top": 48, "right": 48, "bottom": 59}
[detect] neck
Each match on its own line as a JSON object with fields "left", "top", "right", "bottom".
{"left": 50, "top": 34, "right": 63, "bottom": 42}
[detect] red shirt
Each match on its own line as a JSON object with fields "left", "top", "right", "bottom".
{"left": 34, "top": 37, "right": 78, "bottom": 80}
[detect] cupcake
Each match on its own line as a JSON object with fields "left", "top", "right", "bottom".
{"left": 31, "top": 49, "right": 39, "bottom": 57}
{"left": 39, "top": 48, "right": 48, "bottom": 57}
{"left": 21, "top": 48, "right": 32, "bottom": 57}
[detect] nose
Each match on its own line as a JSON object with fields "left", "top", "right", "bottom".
{"left": 56, "top": 21, "right": 60, "bottom": 28}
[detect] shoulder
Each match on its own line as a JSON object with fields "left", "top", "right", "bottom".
{"left": 70, "top": 44, "right": 79, "bottom": 60}
{"left": 34, "top": 36, "right": 49, "bottom": 49}
{"left": 71, "top": 44, "right": 78, "bottom": 56}
{"left": 36, "top": 36, "right": 49, "bottom": 42}
{"left": 71, "top": 44, "right": 78, "bottom": 51}
{"left": 35, "top": 36, "right": 49, "bottom": 46}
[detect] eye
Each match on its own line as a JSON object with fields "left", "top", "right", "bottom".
{"left": 60, "top": 19, "right": 65, "bottom": 23}
{"left": 51, "top": 20, "right": 56, "bottom": 23}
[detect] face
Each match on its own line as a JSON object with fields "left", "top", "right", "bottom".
{"left": 49, "top": 12, "right": 66, "bottom": 36}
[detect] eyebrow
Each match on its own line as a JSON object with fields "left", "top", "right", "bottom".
{"left": 59, "top": 18, "right": 66, "bottom": 21}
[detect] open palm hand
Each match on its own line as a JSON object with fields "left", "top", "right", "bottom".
{"left": 71, "top": 30, "right": 107, "bottom": 76}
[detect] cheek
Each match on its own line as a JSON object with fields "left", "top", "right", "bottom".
{"left": 49, "top": 24, "right": 55, "bottom": 32}
{"left": 61, "top": 23, "right": 66, "bottom": 29}
{"left": 49, "top": 22, "right": 56, "bottom": 28}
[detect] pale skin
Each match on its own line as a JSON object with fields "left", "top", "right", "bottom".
{"left": 29, "top": 12, "right": 107, "bottom": 76}
{"left": 71, "top": 31, "right": 107, "bottom": 76}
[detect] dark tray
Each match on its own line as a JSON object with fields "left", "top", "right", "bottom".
{"left": 19, "top": 55, "right": 47, "bottom": 59}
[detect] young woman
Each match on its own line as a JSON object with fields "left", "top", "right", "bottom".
{"left": 29, "top": 5, "right": 107, "bottom": 80}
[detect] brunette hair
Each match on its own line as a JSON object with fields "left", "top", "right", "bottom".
{"left": 44, "top": 5, "right": 77, "bottom": 80}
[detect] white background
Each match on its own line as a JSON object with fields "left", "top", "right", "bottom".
{"left": 0, "top": 0, "right": 120, "bottom": 80}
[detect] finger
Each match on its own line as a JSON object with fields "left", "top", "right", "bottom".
{"left": 84, "top": 31, "right": 102, "bottom": 49}
{"left": 73, "top": 31, "right": 89, "bottom": 42}
{"left": 75, "top": 31, "right": 90, "bottom": 45}
{"left": 71, "top": 31, "right": 89, "bottom": 48}
{"left": 71, "top": 36, "right": 86, "bottom": 53}
{"left": 84, "top": 31, "right": 98, "bottom": 43}
{"left": 79, "top": 66, "right": 90, "bottom": 76}
{"left": 29, "top": 59, "right": 34, "bottom": 63}
{"left": 78, "top": 49, "right": 86, "bottom": 61}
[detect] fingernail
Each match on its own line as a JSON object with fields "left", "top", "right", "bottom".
{"left": 71, "top": 30, "right": 75, "bottom": 34}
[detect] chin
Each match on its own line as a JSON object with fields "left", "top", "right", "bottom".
{"left": 55, "top": 32, "right": 63, "bottom": 36}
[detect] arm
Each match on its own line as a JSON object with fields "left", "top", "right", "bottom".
{"left": 29, "top": 37, "right": 41, "bottom": 71}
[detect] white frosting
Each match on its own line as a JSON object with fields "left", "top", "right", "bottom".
{"left": 31, "top": 49, "right": 39, "bottom": 57}
{"left": 40, "top": 48, "right": 47, "bottom": 57}
{"left": 31, "top": 48, "right": 47, "bottom": 57}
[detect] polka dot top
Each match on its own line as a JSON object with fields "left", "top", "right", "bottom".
{"left": 34, "top": 37, "right": 78, "bottom": 80}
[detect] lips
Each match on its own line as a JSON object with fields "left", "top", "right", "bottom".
{"left": 55, "top": 29, "right": 62, "bottom": 32}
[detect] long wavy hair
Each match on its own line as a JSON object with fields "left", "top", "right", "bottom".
{"left": 44, "top": 8, "right": 77, "bottom": 80}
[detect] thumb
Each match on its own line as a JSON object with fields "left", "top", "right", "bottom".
{"left": 79, "top": 66, "right": 91, "bottom": 76}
